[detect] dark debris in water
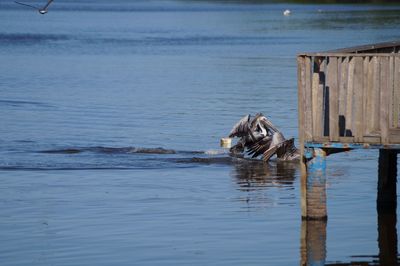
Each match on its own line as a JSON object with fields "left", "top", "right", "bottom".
{"left": 39, "top": 146, "right": 176, "bottom": 155}
{"left": 40, "top": 148, "right": 82, "bottom": 154}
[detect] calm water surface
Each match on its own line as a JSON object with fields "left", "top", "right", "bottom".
{"left": 1, "top": 0, "right": 400, "bottom": 265}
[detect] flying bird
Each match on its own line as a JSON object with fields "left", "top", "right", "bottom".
{"left": 228, "top": 113, "right": 300, "bottom": 162}
{"left": 15, "top": 0, "right": 54, "bottom": 14}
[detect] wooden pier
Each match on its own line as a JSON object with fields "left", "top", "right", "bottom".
{"left": 297, "top": 41, "right": 400, "bottom": 220}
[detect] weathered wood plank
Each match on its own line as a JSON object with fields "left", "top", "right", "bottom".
{"left": 380, "top": 56, "right": 390, "bottom": 144}
{"left": 327, "top": 57, "right": 339, "bottom": 141}
{"left": 311, "top": 57, "right": 322, "bottom": 137}
{"left": 353, "top": 56, "right": 364, "bottom": 142}
{"left": 363, "top": 136, "right": 381, "bottom": 144}
{"left": 298, "top": 56, "right": 307, "bottom": 218}
{"left": 320, "top": 59, "right": 327, "bottom": 137}
{"left": 300, "top": 52, "right": 400, "bottom": 58}
{"left": 313, "top": 136, "right": 330, "bottom": 142}
{"left": 372, "top": 56, "right": 381, "bottom": 134}
{"left": 338, "top": 57, "right": 349, "bottom": 137}
{"left": 364, "top": 56, "right": 379, "bottom": 135}
{"left": 338, "top": 57, "right": 348, "bottom": 116}
{"left": 345, "top": 57, "right": 355, "bottom": 136}
{"left": 325, "top": 41, "right": 400, "bottom": 54}
{"left": 298, "top": 56, "right": 306, "bottom": 150}
{"left": 388, "top": 56, "right": 395, "bottom": 132}
{"left": 393, "top": 56, "right": 400, "bottom": 128}
{"left": 363, "top": 56, "right": 370, "bottom": 135}
{"left": 312, "top": 57, "right": 324, "bottom": 139}
{"left": 338, "top": 136, "right": 355, "bottom": 143}
{"left": 304, "top": 56, "right": 313, "bottom": 142}
{"left": 389, "top": 129, "right": 400, "bottom": 143}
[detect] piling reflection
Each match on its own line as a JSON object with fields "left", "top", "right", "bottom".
{"left": 377, "top": 210, "right": 398, "bottom": 266}
{"left": 301, "top": 208, "right": 400, "bottom": 266}
{"left": 300, "top": 219, "right": 327, "bottom": 266}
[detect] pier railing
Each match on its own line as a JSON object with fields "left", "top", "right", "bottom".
{"left": 297, "top": 41, "right": 400, "bottom": 146}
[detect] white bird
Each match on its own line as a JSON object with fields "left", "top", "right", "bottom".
{"left": 283, "top": 9, "right": 291, "bottom": 16}
{"left": 15, "top": 0, "right": 54, "bottom": 14}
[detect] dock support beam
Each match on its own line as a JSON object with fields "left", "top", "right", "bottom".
{"left": 377, "top": 149, "right": 398, "bottom": 212}
{"left": 301, "top": 148, "right": 327, "bottom": 220}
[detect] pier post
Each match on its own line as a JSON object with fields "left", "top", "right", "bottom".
{"left": 377, "top": 149, "right": 398, "bottom": 212}
{"left": 301, "top": 148, "right": 327, "bottom": 220}
{"left": 300, "top": 219, "right": 327, "bottom": 266}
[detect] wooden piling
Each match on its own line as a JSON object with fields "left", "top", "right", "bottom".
{"left": 302, "top": 148, "right": 327, "bottom": 220}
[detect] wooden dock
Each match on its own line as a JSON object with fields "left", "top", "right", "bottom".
{"left": 297, "top": 41, "right": 400, "bottom": 220}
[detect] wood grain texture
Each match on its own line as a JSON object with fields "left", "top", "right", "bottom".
{"left": 353, "top": 56, "right": 364, "bottom": 142}
{"left": 380, "top": 56, "right": 390, "bottom": 144}
{"left": 327, "top": 57, "right": 339, "bottom": 141}
{"left": 305, "top": 56, "right": 313, "bottom": 141}
{"left": 312, "top": 57, "right": 323, "bottom": 139}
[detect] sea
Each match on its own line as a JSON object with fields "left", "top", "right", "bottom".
{"left": 1, "top": 0, "right": 400, "bottom": 265}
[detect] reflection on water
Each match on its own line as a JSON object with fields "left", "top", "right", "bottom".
{"left": 231, "top": 160, "right": 298, "bottom": 210}
{"left": 300, "top": 219, "right": 327, "bottom": 266}
{"left": 232, "top": 160, "right": 298, "bottom": 190}
{"left": 376, "top": 211, "right": 399, "bottom": 266}
{"left": 302, "top": 209, "right": 400, "bottom": 266}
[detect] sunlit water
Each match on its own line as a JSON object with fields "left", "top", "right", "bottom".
{"left": 1, "top": 0, "right": 400, "bottom": 265}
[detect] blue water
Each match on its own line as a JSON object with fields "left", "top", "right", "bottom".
{"left": 1, "top": 0, "right": 400, "bottom": 265}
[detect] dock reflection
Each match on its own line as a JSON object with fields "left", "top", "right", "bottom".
{"left": 301, "top": 209, "right": 399, "bottom": 266}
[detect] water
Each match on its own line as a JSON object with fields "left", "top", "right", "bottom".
{"left": 1, "top": 0, "right": 400, "bottom": 265}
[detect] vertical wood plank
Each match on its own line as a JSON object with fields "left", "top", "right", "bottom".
{"left": 372, "top": 56, "right": 381, "bottom": 134}
{"left": 319, "top": 58, "right": 326, "bottom": 137}
{"left": 365, "top": 56, "right": 374, "bottom": 134}
{"left": 388, "top": 56, "right": 395, "bottom": 132}
{"left": 312, "top": 57, "right": 323, "bottom": 139}
{"left": 345, "top": 57, "right": 355, "bottom": 136}
{"left": 298, "top": 56, "right": 307, "bottom": 218}
{"left": 380, "top": 56, "right": 390, "bottom": 144}
{"left": 305, "top": 56, "right": 313, "bottom": 141}
{"left": 327, "top": 57, "right": 339, "bottom": 141}
{"left": 394, "top": 56, "right": 400, "bottom": 128}
{"left": 363, "top": 56, "right": 371, "bottom": 135}
{"left": 298, "top": 56, "right": 306, "bottom": 149}
{"left": 353, "top": 56, "right": 364, "bottom": 142}
{"left": 338, "top": 57, "right": 349, "bottom": 117}
{"left": 338, "top": 57, "right": 349, "bottom": 137}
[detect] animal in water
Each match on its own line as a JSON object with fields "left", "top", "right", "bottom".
{"left": 228, "top": 113, "right": 300, "bottom": 162}
{"left": 14, "top": 0, "right": 54, "bottom": 14}
{"left": 283, "top": 9, "right": 291, "bottom": 16}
